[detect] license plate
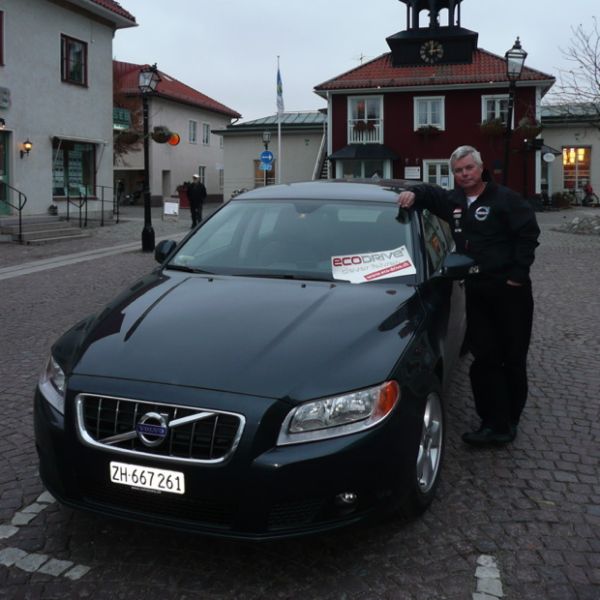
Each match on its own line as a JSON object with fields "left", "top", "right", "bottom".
{"left": 109, "top": 461, "right": 185, "bottom": 495}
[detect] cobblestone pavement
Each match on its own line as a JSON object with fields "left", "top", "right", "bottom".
{"left": 0, "top": 208, "right": 599, "bottom": 599}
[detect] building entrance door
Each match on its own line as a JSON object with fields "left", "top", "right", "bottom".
{"left": 0, "top": 132, "right": 10, "bottom": 214}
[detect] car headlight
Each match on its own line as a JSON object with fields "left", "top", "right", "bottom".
{"left": 38, "top": 355, "right": 66, "bottom": 415}
{"left": 277, "top": 381, "right": 400, "bottom": 445}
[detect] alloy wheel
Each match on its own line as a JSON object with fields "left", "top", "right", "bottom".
{"left": 415, "top": 392, "right": 443, "bottom": 493}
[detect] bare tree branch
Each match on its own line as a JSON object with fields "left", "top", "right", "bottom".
{"left": 545, "top": 17, "right": 600, "bottom": 130}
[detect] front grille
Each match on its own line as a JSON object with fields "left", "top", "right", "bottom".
{"left": 76, "top": 394, "right": 245, "bottom": 464}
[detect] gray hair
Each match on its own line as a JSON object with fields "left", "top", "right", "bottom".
{"left": 450, "top": 146, "right": 483, "bottom": 169}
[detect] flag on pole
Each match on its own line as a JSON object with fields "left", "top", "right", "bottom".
{"left": 276, "top": 63, "right": 284, "bottom": 114}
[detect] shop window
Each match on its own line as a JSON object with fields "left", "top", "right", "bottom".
{"left": 424, "top": 160, "right": 452, "bottom": 189}
{"left": 338, "top": 160, "right": 385, "bottom": 179}
{"left": 52, "top": 139, "right": 95, "bottom": 197}
{"left": 61, "top": 35, "right": 87, "bottom": 86}
{"left": 562, "top": 146, "right": 591, "bottom": 190}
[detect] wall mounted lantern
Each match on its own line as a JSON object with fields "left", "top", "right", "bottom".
{"left": 20, "top": 139, "right": 33, "bottom": 159}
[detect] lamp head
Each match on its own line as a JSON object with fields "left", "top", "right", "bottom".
{"left": 20, "top": 139, "right": 33, "bottom": 159}
{"left": 505, "top": 37, "right": 527, "bottom": 82}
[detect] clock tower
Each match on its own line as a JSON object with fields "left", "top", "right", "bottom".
{"left": 386, "top": 0, "right": 478, "bottom": 66}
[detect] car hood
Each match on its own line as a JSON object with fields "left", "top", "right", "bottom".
{"left": 69, "top": 272, "right": 422, "bottom": 402}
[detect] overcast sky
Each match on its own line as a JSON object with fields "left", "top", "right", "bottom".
{"left": 113, "top": 0, "right": 597, "bottom": 122}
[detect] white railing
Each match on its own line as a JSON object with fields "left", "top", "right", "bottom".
{"left": 348, "top": 119, "right": 382, "bottom": 144}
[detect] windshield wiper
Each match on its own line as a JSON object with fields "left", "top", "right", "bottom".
{"left": 165, "top": 264, "right": 213, "bottom": 274}
{"left": 240, "top": 273, "right": 333, "bottom": 282}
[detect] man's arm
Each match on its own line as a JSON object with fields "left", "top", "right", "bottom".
{"left": 506, "top": 193, "right": 540, "bottom": 285}
{"left": 397, "top": 184, "right": 453, "bottom": 222}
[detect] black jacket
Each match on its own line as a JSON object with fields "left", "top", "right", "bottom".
{"left": 410, "top": 182, "right": 540, "bottom": 284}
{"left": 188, "top": 181, "right": 207, "bottom": 203}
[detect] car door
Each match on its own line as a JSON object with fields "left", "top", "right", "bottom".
{"left": 418, "top": 210, "right": 466, "bottom": 388}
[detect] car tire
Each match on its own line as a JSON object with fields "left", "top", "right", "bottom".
{"left": 401, "top": 387, "right": 445, "bottom": 518}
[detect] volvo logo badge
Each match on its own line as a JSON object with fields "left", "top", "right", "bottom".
{"left": 135, "top": 412, "right": 169, "bottom": 447}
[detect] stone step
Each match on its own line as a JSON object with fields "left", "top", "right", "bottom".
{"left": 0, "top": 221, "right": 77, "bottom": 234}
{"left": 22, "top": 232, "right": 92, "bottom": 245}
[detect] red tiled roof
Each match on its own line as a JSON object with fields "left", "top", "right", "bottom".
{"left": 315, "top": 48, "right": 554, "bottom": 92}
{"left": 89, "top": 0, "right": 136, "bottom": 23}
{"left": 114, "top": 61, "right": 241, "bottom": 119}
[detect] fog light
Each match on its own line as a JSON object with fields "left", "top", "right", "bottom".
{"left": 335, "top": 492, "right": 358, "bottom": 506}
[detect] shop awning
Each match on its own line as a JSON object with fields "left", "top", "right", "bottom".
{"left": 329, "top": 144, "right": 399, "bottom": 161}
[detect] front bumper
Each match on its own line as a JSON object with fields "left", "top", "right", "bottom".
{"left": 34, "top": 377, "right": 420, "bottom": 540}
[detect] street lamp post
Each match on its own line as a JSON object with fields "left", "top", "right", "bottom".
{"left": 138, "top": 63, "right": 161, "bottom": 252}
{"left": 503, "top": 37, "right": 527, "bottom": 186}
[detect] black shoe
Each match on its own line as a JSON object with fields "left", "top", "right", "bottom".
{"left": 462, "top": 427, "right": 513, "bottom": 446}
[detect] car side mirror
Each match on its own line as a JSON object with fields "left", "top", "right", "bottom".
{"left": 155, "top": 240, "right": 177, "bottom": 264}
{"left": 441, "top": 253, "right": 479, "bottom": 279}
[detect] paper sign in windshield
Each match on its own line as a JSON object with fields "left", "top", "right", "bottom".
{"left": 331, "top": 246, "right": 416, "bottom": 284}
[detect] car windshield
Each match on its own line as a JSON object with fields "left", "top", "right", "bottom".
{"left": 167, "top": 199, "right": 415, "bottom": 283}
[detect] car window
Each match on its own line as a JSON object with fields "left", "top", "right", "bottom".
{"left": 169, "top": 199, "right": 416, "bottom": 283}
{"left": 421, "top": 209, "right": 451, "bottom": 274}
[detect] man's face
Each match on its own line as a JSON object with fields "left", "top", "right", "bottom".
{"left": 452, "top": 155, "right": 483, "bottom": 193}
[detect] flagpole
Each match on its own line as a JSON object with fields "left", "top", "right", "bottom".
{"left": 277, "top": 56, "right": 283, "bottom": 184}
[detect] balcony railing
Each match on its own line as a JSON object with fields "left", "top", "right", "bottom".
{"left": 348, "top": 119, "right": 382, "bottom": 144}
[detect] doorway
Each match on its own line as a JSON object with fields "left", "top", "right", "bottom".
{"left": 0, "top": 131, "right": 10, "bottom": 214}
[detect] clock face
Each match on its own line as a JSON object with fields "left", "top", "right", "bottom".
{"left": 420, "top": 40, "right": 444, "bottom": 64}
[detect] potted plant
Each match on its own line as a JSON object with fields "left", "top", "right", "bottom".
{"left": 416, "top": 125, "right": 442, "bottom": 136}
{"left": 117, "top": 129, "right": 140, "bottom": 144}
{"left": 516, "top": 116, "right": 542, "bottom": 139}
{"left": 151, "top": 126, "right": 172, "bottom": 143}
{"left": 48, "top": 203, "right": 58, "bottom": 216}
{"left": 479, "top": 118, "right": 506, "bottom": 137}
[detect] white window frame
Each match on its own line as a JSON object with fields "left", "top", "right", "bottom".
{"left": 202, "top": 122, "right": 210, "bottom": 146}
{"left": 413, "top": 96, "right": 445, "bottom": 130}
{"left": 347, "top": 95, "right": 383, "bottom": 144}
{"left": 197, "top": 166, "right": 206, "bottom": 185}
{"left": 481, "top": 94, "right": 512, "bottom": 126}
{"left": 423, "top": 159, "right": 453, "bottom": 190}
{"left": 189, "top": 120, "right": 197, "bottom": 144}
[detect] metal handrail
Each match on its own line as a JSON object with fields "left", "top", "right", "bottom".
{"left": 63, "top": 184, "right": 120, "bottom": 228}
{"left": 66, "top": 187, "right": 88, "bottom": 228}
{"left": 0, "top": 181, "right": 28, "bottom": 244}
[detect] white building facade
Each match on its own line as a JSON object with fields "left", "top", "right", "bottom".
{"left": 113, "top": 61, "right": 241, "bottom": 204}
{"left": 541, "top": 104, "right": 600, "bottom": 200}
{"left": 0, "top": 0, "right": 136, "bottom": 216}
{"left": 216, "top": 112, "right": 327, "bottom": 202}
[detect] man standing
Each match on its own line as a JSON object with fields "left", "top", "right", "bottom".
{"left": 398, "top": 145, "right": 540, "bottom": 446}
{"left": 187, "top": 174, "right": 207, "bottom": 228}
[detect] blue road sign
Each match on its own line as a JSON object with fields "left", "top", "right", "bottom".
{"left": 259, "top": 163, "right": 272, "bottom": 171}
{"left": 260, "top": 150, "right": 274, "bottom": 163}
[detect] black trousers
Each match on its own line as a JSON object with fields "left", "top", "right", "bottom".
{"left": 190, "top": 199, "right": 203, "bottom": 226}
{"left": 465, "top": 278, "right": 534, "bottom": 432}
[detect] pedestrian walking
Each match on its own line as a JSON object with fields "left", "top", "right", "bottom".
{"left": 187, "top": 174, "right": 207, "bottom": 228}
{"left": 398, "top": 145, "right": 540, "bottom": 446}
